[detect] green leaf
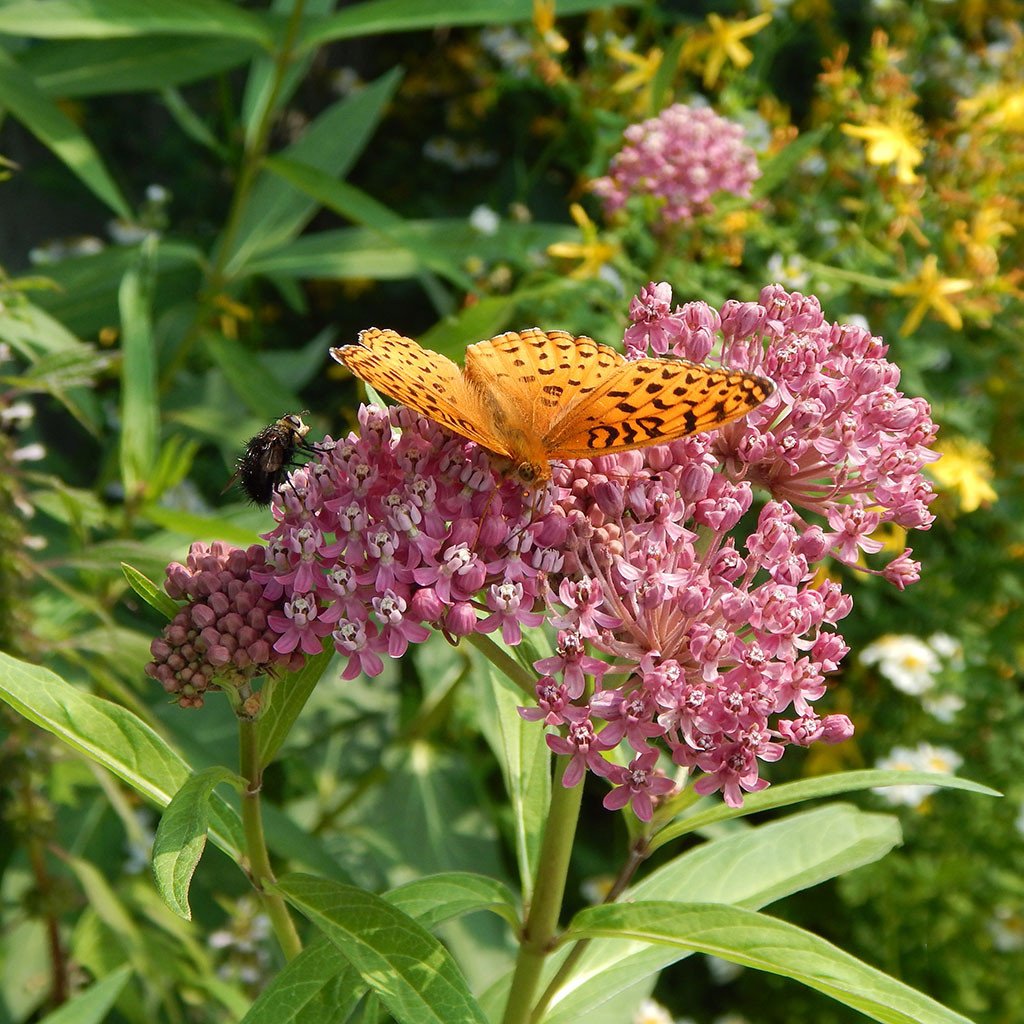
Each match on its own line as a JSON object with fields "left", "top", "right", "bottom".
{"left": 141, "top": 504, "right": 268, "bottom": 548}
{"left": 0, "top": 46, "right": 130, "bottom": 217}
{"left": 118, "top": 246, "right": 160, "bottom": 498}
{"left": 243, "top": 873, "right": 516, "bottom": 1023}
{"left": 0, "top": 0, "right": 275, "bottom": 46}
{"left": 386, "top": 872, "right": 520, "bottom": 931}
{"left": 35, "top": 965, "right": 132, "bottom": 1024}
{"left": 220, "top": 67, "right": 403, "bottom": 276}
{"left": 201, "top": 331, "right": 306, "bottom": 419}
{"left": 153, "top": 766, "right": 245, "bottom": 920}
{"left": 298, "top": 0, "right": 641, "bottom": 51}
{"left": 257, "top": 648, "right": 336, "bottom": 768}
{"left": 22, "top": 36, "right": 259, "bottom": 97}
{"left": 29, "top": 240, "right": 203, "bottom": 337}
{"left": 472, "top": 658, "right": 549, "bottom": 900}
{"left": 650, "top": 769, "right": 999, "bottom": 852}
{"left": 565, "top": 902, "right": 974, "bottom": 1024}
{"left": 121, "top": 562, "right": 179, "bottom": 619}
{"left": 239, "top": 938, "right": 365, "bottom": 1024}
{"left": 0, "top": 652, "right": 244, "bottom": 858}
{"left": 543, "top": 805, "right": 902, "bottom": 1024}
{"left": 245, "top": 220, "right": 575, "bottom": 282}
{"left": 263, "top": 156, "right": 473, "bottom": 289}
{"left": 275, "top": 874, "right": 490, "bottom": 1024}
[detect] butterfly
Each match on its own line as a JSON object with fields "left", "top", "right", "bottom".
{"left": 330, "top": 328, "right": 774, "bottom": 485}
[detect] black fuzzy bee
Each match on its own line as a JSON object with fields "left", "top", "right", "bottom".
{"left": 230, "top": 413, "right": 315, "bottom": 506}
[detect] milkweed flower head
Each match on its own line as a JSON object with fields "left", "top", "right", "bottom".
{"left": 592, "top": 103, "right": 761, "bottom": 226}
{"left": 147, "top": 284, "right": 939, "bottom": 815}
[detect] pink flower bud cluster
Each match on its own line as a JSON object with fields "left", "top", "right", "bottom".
{"left": 592, "top": 103, "right": 761, "bottom": 226}
{"left": 145, "top": 541, "right": 305, "bottom": 707}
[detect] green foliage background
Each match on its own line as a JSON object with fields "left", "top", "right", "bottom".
{"left": 0, "top": 1, "right": 1022, "bottom": 1022}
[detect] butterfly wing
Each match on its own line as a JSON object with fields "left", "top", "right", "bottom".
{"left": 543, "top": 356, "right": 774, "bottom": 458}
{"left": 331, "top": 328, "right": 510, "bottom": 456}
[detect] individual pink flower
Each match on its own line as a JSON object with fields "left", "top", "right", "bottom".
{"left": 592, "top": 103, "right": 761, "bottom": 226}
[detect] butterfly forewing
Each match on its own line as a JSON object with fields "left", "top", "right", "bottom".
{"left": 331, "top": 329, "right": 510, "bottom": 456}
{"left": 544, "top": 357, "right": 774, "bottom": 458}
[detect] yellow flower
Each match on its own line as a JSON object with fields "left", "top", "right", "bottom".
{"left": 891, "top": 255, "right": 971, "bottom": 335}
{"left": 958, "top": 84, "right": 1024, "bottom": 132}
{"left": 702, "top": 12, "right": 772, "bottom": 88}
{"left": 547, "top": 203, "right": 618, "bottom": 280}
{"left": 607, "top": 43, "right": 663, "bottom": 106}
{"left": 533, "top": 0, "right": 568, "bottom": 54}
{"left": 953, "top": 201, "right": 1016, "bottom": 277}
{"left": 841, "top": 114, "right": 925, "bottom": 185}
{"left": 927, "top": 437, "right": 998, "bottom": 513}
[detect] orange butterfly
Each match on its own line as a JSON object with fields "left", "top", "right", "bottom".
{"left": 331, "top": 328, "right": 774, "bottom": 484}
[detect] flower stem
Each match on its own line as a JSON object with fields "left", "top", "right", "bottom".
{"left": 501, "top": 757, "right": 583, "bottom": 1024}
{"left": 464, "top": 630, "right": 538, "bottom": 699}
{"left": 238, "top": 716, "right": 302, "bottom": 961}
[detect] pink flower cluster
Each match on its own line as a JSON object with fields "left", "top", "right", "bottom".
{"left": 147, "top": 284, "right": 939, "bottom": 816}
{"left": 592, "top": 103, "right": 761, "bottom": 226}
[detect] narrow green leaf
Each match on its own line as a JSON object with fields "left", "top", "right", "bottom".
{"left": 298, "top": 0, "right": 641, "bottom": 51}
{"left": 566, "top": 902, "right": 974, "bottom": 1024}
{"left": 121, "top": 562, "right": 179, "bottom": 620}
{"left": 201, "top": 331, "right": 305, "bottom": 419}
{"left": 153, "top": 766, "right": 245, "bottom": 920}
{"left": 221, "top": 67, "right": 403, "bottom": 275}
{"left": 0, "top": 0, "right": 275, "bottom": 46}
{"left": 473, "top": 659, "right": 549, "bottom": 899}
{"left": 244, "top": 220, "right": 575, "bottom": 282}
{"left": 0, "top": 652, "right": 244, "bottom": 858}
{"left": 263, "top": 156, "right": 473, "bottom": 289}
{"left": 23, "top": 36, "right": 258, "bottom": 97}
{"left": 141, "top": 504, "right": 268, "bottom": 548}
{"left": 36, "top": 965, "right": 132, "bottom": 1024}
{"left": 118, "top": 248, "right": 160, "bottom": 498}
{"left": 257, "top": 648, "right": 335, "bottom": 768}
{"left": 650, "top": 769, "right": 999, "bottom": 851}
{"left": 0, "top": 46, "right": 130, "bottom": 217}
{"left": 28, "top": 240, "right": 203, "bottom": 338}
{"left": 275, "top": 875, "right": 491, "bottom": 1024}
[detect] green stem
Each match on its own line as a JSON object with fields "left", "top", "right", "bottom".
{"left": 238, "top": 717, "right": 303, "bottom": 961}
{"left": 463, "top": 630, "right": 538, "bottom": 699}
{"left": 501, "top": 757, "right": 584, "bottom": 1024}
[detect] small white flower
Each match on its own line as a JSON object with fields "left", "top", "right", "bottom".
{"left": 633, "top": 999, "right": 674, "bottom": 1024}
{"left": 706, "top": 954, "right": 744, "bottom": 983}
{"left": 873, "top": 742, "right": 962, "bottom": 807}
{"left": 469, "top": 205, "right": 500, "bottom": 235}
{"left": 766, "top": 252, "right": 810, "bottom": 291}
{"left": 861, "top": 634, "right": 941, "bottom": 695}
{"left": 921, "top": 692, "right": 964, "bottom": 723}
{"left": 989, "top": 905, "right": 1024, "bottom": 952}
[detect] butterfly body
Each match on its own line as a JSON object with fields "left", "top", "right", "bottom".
{"left": 331, "top": 328, "right": 774, "bottom": 484}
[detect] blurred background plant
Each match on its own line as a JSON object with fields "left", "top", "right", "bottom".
{"left": 0, "top": 0, "right": 1021, "bottom": 1021}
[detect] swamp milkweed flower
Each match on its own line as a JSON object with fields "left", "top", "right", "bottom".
{"left": 149, "top": 285, "right": 938, "bottom": 816}
{"left": 592, "top": 104, "right": 761, "bottom": 227}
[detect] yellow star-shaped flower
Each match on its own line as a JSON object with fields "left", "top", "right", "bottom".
{"left": 607, "top": 43, "right": 663, "bottom": 106}
{"left": 891, "top": 255, "right": 971, "bottom": 335}
{"left": 547, "top": 203, "right": 618, "bottom": 280}
{"left": 927, "top": 437, "right": 998, "bottom": 513}
{"left": 841, "top": 115, "right": 924, "bottom": 185}
{"left": 702, "top": 12, "right": 772, "bottom": 88}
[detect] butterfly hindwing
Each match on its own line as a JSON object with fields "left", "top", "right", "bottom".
{"left": 331, "top": 329, "right": 510, "bottom": 455}
{"left": 544, "top": 357, "right": 774, "bottom": 458}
